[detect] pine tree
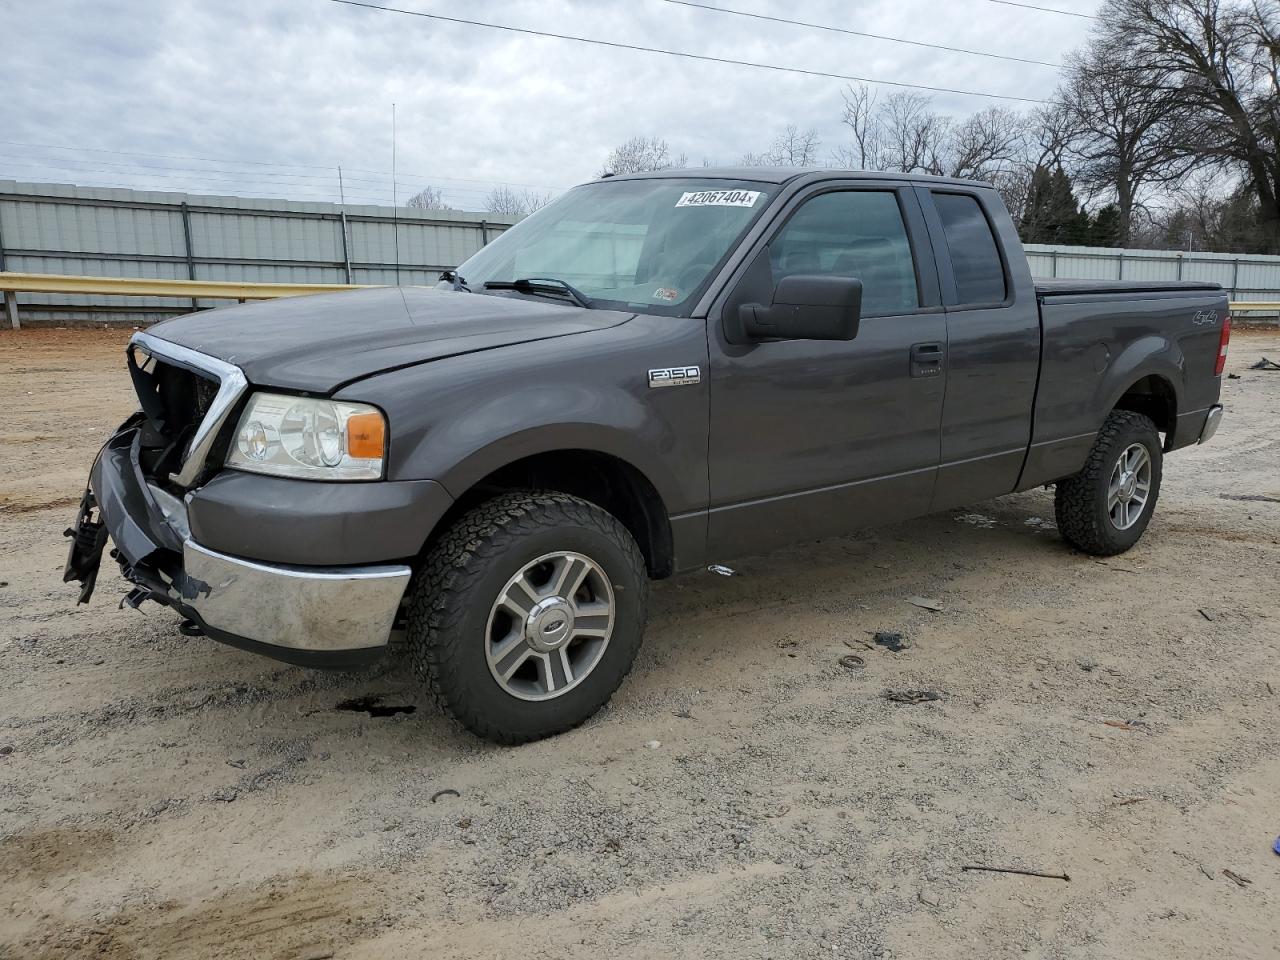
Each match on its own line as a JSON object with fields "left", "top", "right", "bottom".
{"left": 1019, "top": 166, "right": 1087, "bottom": 245}
{"left": 1089, "top": 205, "right": 1123, "bottom": 247}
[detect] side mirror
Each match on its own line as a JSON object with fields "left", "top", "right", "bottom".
{"left": 739, "top": 275, "right": 862, "bottom": 342}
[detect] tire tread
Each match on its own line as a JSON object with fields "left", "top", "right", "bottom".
{"left": 1054, "top": 410, "right": 1160, "bottom": 557}
{"left": 407, "top": 490, "right": 647, "bottom": 744}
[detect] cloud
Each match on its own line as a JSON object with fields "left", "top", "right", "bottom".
{"left": 0, "top": 0, "right": 1096, "bottom": 210}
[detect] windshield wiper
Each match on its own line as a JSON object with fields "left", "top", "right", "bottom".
{"left": 439, "top": 269, "right": 470, "bottom": 292}
{"left": 483, "top": 277, "right": 593, "bottom": 309}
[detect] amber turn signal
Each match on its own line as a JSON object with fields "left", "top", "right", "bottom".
{"left": 345, "top": 410, "right": 386, "bottom": 459}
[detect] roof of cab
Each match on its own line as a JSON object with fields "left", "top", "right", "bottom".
{"left": 591, "top": 167, "right": 994, "bottom": 189}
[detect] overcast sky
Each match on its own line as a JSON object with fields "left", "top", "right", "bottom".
{"left": 1, "top": 0, "right": 1099, "bottom": 210}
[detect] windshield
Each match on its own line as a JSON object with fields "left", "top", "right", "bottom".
{"left": 452, "top": 178, "right": 774, "bottom": 315}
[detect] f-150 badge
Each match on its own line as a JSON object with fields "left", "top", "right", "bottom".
{"left": 649, "top": 366, "right": 701, "bottom": 388}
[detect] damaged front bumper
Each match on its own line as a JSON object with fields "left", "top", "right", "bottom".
{"left": 64, "top": 422, "right": 411, "bottom": 668}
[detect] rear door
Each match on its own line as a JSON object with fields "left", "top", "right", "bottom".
{"left": 705, "top": 182, "right": 947, "bottom": 558}
{"left": 915, "top": 187, "right": 1041, "bottom": 511}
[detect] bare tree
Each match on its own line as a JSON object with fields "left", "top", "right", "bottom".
{"left": 742, "top": 125, "right": 821, "bottom": 166}
{"left": 837, "top": 84, "right": 883, "bottom": 169}
{"left": 1028, "top": 101, "right": 1081, "bottom": 171}
{"left": 876, "top": 93, "right": 951, "bottom": 174}
{"left": 1060, "top": 33, "right": 1196, "bottom": 245}
{"left": 947, "top": 107, "right": 1028, "bottom": 180}
{"left": 601, "top": 136, "right": 677, "bottom": 175}
{"left": 405, "top": 185, "right": 454, "bottom": 211}
{"left": 484, "top": 186, "right": 553, "bottom": 217}
{"left": 990, "top": 98, "right": 1096, "bottom": 226}
{"left": 1102, "top": 0, "right": 1280, "bottom": 250}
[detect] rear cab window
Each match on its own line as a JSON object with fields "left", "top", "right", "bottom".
{"left": 932, "top": 192, "right": 1008, "bottom": 305}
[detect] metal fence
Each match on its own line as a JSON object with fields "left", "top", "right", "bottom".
{"left": 1024, "top": 242, "right": 1280, "bottom": 303}
{"left": 3, "top": 180, "right": 1280, "bottom": 323}
{"left": 0, "top": 180, "right": 518, "bottom": 322}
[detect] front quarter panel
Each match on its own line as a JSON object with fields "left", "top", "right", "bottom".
{"left": 336, "top": 312, "right": 711, "bottom": 521}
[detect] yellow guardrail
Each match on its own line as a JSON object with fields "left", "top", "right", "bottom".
{"left": 1231, "top": 301, "right": 1280, "bottom": 312}
{"left": 1, "top": 272, "right": 365, "bottom": 299}
{"left": 0, "top": 271, "right": 369, "bottom": 329}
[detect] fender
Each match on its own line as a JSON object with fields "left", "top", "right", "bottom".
{"left": 336, "top": 314, "right": 711, "bottom": 520}
{"left": 1019, "top": 331, "right": 1186, "bottom": 490}
{"left": 433, "top": 408, "right": 689, "bottom": 514}
{"left": 1096, "top": 334, "right": 1184, "bottom": 431}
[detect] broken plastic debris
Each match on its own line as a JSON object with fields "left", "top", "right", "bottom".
{"left": 906, "top": 596, "right": 944, "bottom": 612}
{"left": 707, "top": 564, "right": 736, "bottom": 577}
{"left": 1249, "top": 357, "right": 1280, "bottom": 371}
{"left": 1273, "top": 836, "right": 1280, "bottom": 857}
{"left": 884, "top": 689, "right": 942, "bottom": 704}
{"left": 873, "top": 631, "right": 910, "bottom": 653}
{"left": 955, "top": 513, "right": 997, "bottom": 528}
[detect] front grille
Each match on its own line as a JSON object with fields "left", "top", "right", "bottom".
{"left": 194, "top": 371, "right": 220, "bottom": 419}
{"left": 128, "top": 333, "right": 248, "bottom": 488}
{"left": 133, "top": 359, "right": 222, "bottom": 484}
{"left": 150, "top": 360, "right": 221, "bottom": 440}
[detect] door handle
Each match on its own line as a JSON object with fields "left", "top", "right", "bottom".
{"left": 911, "top": 342, "right": 945, "bottom": 378}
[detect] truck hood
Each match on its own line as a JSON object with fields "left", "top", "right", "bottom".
{"left": 147, "top": 286, "right": 636, "bottom": 393}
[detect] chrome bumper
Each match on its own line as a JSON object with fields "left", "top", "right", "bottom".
{"left": 182, "top": 540, "right": 411, "bottom": 654}
{"left": 68, "top": 420, "right": 412, "bottom": 663}
{"left": 1199, "top": 405, "right": 1224, "bottom": 444}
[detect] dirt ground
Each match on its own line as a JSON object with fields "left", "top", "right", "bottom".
{"left": 1, "top": 327, "right": 1278, "bottom": 960}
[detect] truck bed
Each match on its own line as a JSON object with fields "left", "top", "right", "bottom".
{"left": 1035, "top": 279, "right": 1222, "bottom": 298}
{"left": 1021, "top": 278, "right": 1228, "bottom": 492}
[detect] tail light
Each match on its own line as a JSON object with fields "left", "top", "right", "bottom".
{"left": 1215, "top": 315, "right": 1232, "bottom": 376}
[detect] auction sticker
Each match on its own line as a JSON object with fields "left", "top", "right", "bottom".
{"left": 676, "top": 189, "right": 761, "bottom": 208}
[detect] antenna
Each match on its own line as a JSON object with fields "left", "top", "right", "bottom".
{"left": 391, "top": 102, "right": 400, "bottom": 286}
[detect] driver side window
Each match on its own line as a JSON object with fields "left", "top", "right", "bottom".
{"left": 769, "top": 191, "right": 919, "bottom": 317}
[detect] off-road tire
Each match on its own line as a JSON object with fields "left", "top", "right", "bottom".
{"left": 407, "top": 490, "right": 648, "bottom": 744}
{"left": 1054, "top": 410, "right": 1163, "bottom": 556}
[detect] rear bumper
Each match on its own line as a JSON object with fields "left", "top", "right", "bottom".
{"left": 66, "top": 422, "right": 412, "bottom": 666}
{"left": 1198, "top": 404, "right": 1224, "bottom": 444}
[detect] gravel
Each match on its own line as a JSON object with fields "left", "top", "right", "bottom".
{"left": 1, "top": 329, "right": 1278, "bottom": 960}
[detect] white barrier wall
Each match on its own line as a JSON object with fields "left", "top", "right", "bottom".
{"left": 1024, "top": 243, "right": 1280, "bottom": 302}
{"left": 0, "top": 180, "right": 518, "bottom": 320}
{"left": 3, "top": 180, "right": 1278, "bottom": 321}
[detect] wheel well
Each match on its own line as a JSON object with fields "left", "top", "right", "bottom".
{"left": 1114, "top": 375, "right": 1177, "bottom": 446}
{"left": 431, "top": 451, "right": 675, "bottom": 579}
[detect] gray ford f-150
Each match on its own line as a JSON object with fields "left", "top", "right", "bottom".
{"left": 65, "top": 168, "right": 1230, "bottom": 743}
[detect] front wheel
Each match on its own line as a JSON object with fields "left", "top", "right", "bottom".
{"left": 1055, "top": 410, "right": 1163, "bottom": 556}
{"left": 407, "top": 491, "right": 648, "bottom": 744}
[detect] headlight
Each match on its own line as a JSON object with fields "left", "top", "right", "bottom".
{"left": 226, "top": 393, "right": 386, "bottom": 481}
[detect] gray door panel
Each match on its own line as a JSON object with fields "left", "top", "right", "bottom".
{"left": 917, "top": 188, "right": 1041, "bottom": 511}
{"left": 705, "top": 185, "right": 947, "bottom": 558}
{"left": 932, "top": 305, "right": 1040, "bottom": 509}
{"left": 707, "top": 312, "right": 946, "bottom": 556}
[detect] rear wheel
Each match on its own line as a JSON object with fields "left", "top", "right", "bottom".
{"left": 407, "top": 491, "right": 648, "bottom": 744}
{"left": 1055, "top": 410, "right": 1163, "bottom": 556}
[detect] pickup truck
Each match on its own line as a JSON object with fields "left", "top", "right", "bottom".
{"left": 64, "top": 168, "right": 1230, "bottom": 743}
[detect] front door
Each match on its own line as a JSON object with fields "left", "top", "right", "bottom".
{"left": 706, "top": 184, "right": 947, "bottom": 558}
